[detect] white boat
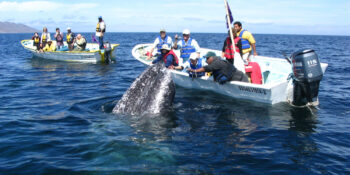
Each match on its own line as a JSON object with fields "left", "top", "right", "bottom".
{"left": 21, "top": 40, "right": 119, "bottom": 63}
{"left": 132, "top": 43, "right": 329, "bottom": 105}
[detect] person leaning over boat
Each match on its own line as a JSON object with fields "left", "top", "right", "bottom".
{"left": 234, "top": 21, "right": 257, "bottom": 64}
{"left": 221, "top": 27, "right": 243, "bottom": 64}
{"left": 189, "top": 52, "right": 249, "bottom": 84}
{"left": 147, "top": 28, "right": 173, "bottom": 60}
{"left": 54, "top": 28, "right": 64, "bottom": 50}
{"left": 73, "top": 34, "right": 87, "bottom": 51}
{"left": 152, "top": 44, "right": 179, "bottom": 68}
{"left": 66, "top": 27, "right": 75, "bottom": 51}
{"left": 32, "top": 32, "right": 41, "bottom": 50}
{"left": 41, "top": 40, "right": 56, "bottom": 52}
{"left": 173, "top": 29, "right": 200, "bottom": 64}
{"left": 173, "top": 53, "right": 207, "bottom": 78}
{"left": 96, "top": 16, "right": 106, "bottom": 50}
{"left": 41, "top": 27, "right": 51, "bottom": 48}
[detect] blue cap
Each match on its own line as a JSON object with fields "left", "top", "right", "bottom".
{"left": 98, "top": 16, "right": 102, "bottom": 19}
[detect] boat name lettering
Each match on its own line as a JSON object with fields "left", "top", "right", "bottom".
{"left": 238, "top": 86, "right": 267, "bottom": 95}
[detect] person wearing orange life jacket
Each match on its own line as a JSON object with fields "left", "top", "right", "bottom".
{"left": 96, "top": 16, "right": 106, "bottom": 50}
{"left": 152, "top": 44, "right": 179, "bottom": 68}
{"left": 41, "top": 27, "right": 51, "bottom": 48}
{"left": 147, "top": 28, "right": 173, "bottom": 60}
{"left": 234, "top": 21, "right": 257, "bottom": 64}
{"left": 66, "top": 27, "right": 76, "bottom": 51}
{"left": 221, "top": 27, "right": 243, "bottom": 65}
{"left": 32, "top": 32, "right": 41, "bottom": 50}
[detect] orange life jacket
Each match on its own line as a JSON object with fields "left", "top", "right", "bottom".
{"left": 162, "top": 50, "right": 179, "bottom": 65}
{"left": 224, "top": 37, "right": 240, "bottom": 60}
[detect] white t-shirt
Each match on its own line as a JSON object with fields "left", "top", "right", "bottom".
{"left": 96, "top": 21, "right": 106, "bottom": 37}
{"left": 152, "top": 36, "right": 173, "bottom": 49}
{"left": 41, "top": 32, "right": 51, "bottom": 42}
{"left": 176, "top": 38, "right": 200, "bottom": 52}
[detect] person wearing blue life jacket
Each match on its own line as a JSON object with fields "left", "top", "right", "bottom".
{"left": 188, "top": 52, "right": 249, "bottom": 84}
{"left": 234, "top": 21, "right": 257, "bottom": 64}
{"left": 173, "top": 29, "right": 200, "bottom": 64}
{"left": 147, "top": 28, "right": 173, "bottom": 60}
{"left": 152, "top": 44, "right": 179, "bottom": 68}
{"left": 173, "top": 53, "right": 207, "bottom": 78}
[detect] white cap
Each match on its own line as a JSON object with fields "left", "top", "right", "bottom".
{"left": 182, "top": 29, "right": 190, "bottom": 35}
{"left": 67, "top": 27, "right": 71, "bottom": 30}
{"left": 160, "top": 44, "right": 171, "bottom": 51}
{"left": 160, "top": 28, "right": 166, "bottom": 32}
{"left": 189, "top": 53, "right": 198, "bottom": 60}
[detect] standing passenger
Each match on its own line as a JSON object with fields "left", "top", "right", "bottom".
{"left": 173, "top": 29, "right": 200, "bottom": 64}
{"left": 221, "top": 27, "right": 243, "bottom": 64}
{"left": 234, "top": 21, "right": 257, "bottom": 64}
{"left": 54, "top": 28, "right": 64, "bottom": 50}
{"left": 41, "top": 27, "right": 51, "bottom": 48}
{"left": 32, "top": 32, "right": 41, "bottom": 50}
{"left": 96, "top": 16, "right": 106, "bottom": 50}
{"left": 147, "top": 28, "right": 173, "bottom": 60}
{"left": 66, "top": 27, "right": 75, "bottom": 51}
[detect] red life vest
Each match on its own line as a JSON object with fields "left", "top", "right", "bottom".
{"left": 224, "top": 37, "right": 240, "bottom": 60}
{"left": 162, "top": 50, "right": 179, "bottom": 65}
{"left": 245, "top": 62, "right": 262, "bottom": 84}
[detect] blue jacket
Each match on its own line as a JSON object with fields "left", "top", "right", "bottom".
{"left": 152, "top": 53, "right": 178, "bottom": 68}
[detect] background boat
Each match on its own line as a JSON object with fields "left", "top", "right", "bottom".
{"left": 21, "top": 39, "right": 119, "bottom": 63}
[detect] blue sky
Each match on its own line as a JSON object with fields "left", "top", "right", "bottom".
{"left": 1, "top": 0, "right": 349, "bottom": 35}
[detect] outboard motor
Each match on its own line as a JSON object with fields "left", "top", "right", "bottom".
{"left": 291, "top": 49, "right": 324, "bottom": 106}
{"left": 103, "top": 42, "right": 112, "bottom": 64}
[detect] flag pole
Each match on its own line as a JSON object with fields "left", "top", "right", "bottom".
{"left": 224, "top": 0, "right": 236, "bottom": 54}
{"left": 224, "top": 0, "right": 245, "bottom": 73}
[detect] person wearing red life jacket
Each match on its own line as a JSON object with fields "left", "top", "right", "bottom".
{"left": 152, "top": 44, "right": 179, "bottom": 68}
{"left": 221, "top": 27, "right": 243, "bottom": 65}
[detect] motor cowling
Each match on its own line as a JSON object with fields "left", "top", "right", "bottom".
{"left": 291, "top": 50, "right": 324, "bottom": 106}
{"left": 104, "top": 42, "right": 112, "bottom": 63}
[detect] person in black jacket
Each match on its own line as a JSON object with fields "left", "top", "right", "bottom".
{"left": 188, "top": 52, "right": 248, "bottom": 84}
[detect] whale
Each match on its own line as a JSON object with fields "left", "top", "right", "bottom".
{"left": 113, "top": 63, "right": 175, "bottom": 115}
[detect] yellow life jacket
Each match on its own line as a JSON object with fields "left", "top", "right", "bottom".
{"left": 66, "top": 33, "right": 72, "bottom": 43}
{"left": 42, "top": 34, "right": 47, "bottom": 42}
{"left": 34, "top": 37, "right": 40, "bottom": 44}
{"left": 96, "top": 23, "right": 100, "bottom": 32}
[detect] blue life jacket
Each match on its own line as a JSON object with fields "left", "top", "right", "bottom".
{"left": 156, "top": 35, "right": 170, "bottom": 53}
{"left": 213, "top": 70, "right": 229, "bottom": 84}
{"left": 188, "top": 58, "right": 205, "bottom": 77}
{"left": 239, "top": 30, "right": 251, "bottom": 50}
{"left": 180, "top": 38, "right": 196, "bottom": 59}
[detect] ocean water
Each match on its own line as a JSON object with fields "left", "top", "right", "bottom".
{"left": 0, "top": 32, "right": 349, "bottom": 174}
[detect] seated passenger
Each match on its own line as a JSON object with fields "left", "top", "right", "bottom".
{"left": 32, "top": 32, "right": 41, "bottom": 50}
{"left": 152, "top": 44, "right": 179, "bottom": 68}
{"left": 42, "top": 40, "right": 56, "bottom": 52}
{"left": 188, "top": 52, "right": 249, "bottom": 84}
{"left": 174, "top": 53, "right": 207, "bottom": 78}
{"left": 73, "top": 34, "right": 87, "bottom": 51}
{"left": 147, "top": 28, "right": 173, "bottom": 60}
